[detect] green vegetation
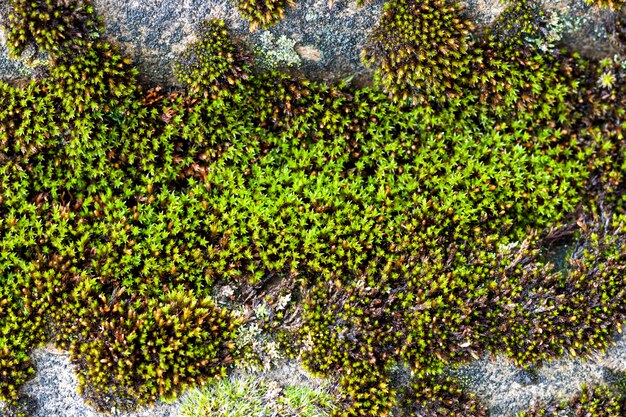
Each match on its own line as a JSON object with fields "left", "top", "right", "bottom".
{"left": 236, "top": 0, "right": 294, "bottom": 31}
{"left": 180, "top": 377, "right": 270, "bottom": 417}
{"left": 174, "top": 20, "right": 251, "bottom": 93}
{"left": 68, "top": 291, "right": 237, "bottom": 411}
{"left": 584, "top": 0, "right": 625, "bottom": 10}
{"left": 179, "top": 375, "right": 335, "bottom": 417}
{"left": 401, "top": 374, "right": 487, "bottom": 417}
{"left": 362, "top": 0, "right": 474, "bottom": 104}
{"left": 518, "top": 384, "right": 626, "bottom": 417}
{"left": 1, "top": 0, "right": 626, "bottom": 416}
{"left": 3, "top": 0, "right": 101, "bottom": 58}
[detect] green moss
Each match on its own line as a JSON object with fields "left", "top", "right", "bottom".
{"left": 236, "top": 0, "right": 293, "bottom": 31}
{"left": 584, "top": 0, "right": 625, "bottom": 10}
{"left": 1, "top": 0, "right": 626, "bottom": 415}
{"left": 175, "top": 20, "right": 251, "bottom": 93}
{"left": 518, "top": 384, "right": 626, "bottom": 417}
{"left": 282, "top": 384, "right": 335, "bottom": 416}
{"left": 180, "top": 376, "right": 270, "bottom": 417}
{"left": 483, "top": 208, "right": 626, "bottom": 365}
{"left": 401, "top": 374, "right": 487, "bottom": 417}
{"left": 66, "top": 290, "right": 238, "bottom": 411}
{"left": 3, "top": 0, "right": 101, "bottom": 59}
{"left": 362, "top": 0, "right": 474, "bottom": 104}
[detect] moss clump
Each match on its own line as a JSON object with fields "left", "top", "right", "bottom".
{"left": 466, "top": 0, "right": 575, "bottom": 120}
{"left": 335, "top": 366, "right": 395, "bottom": 417}
{"left": 0, "top": 344, "right": 35, "bottom": 402}
{"left": 488, "top": 0, "right": 548, "bottom": 52}
{"left": 0, "top": 400, "right": 35, "bottom": 417}
{"left": 483, "top": 208, "right": 626, "bottom": 364}
{"left": 362, "top": 0, "right": 474, "bottom": 104}
{"left": 584, "top": 0, "right": 625, "bottom": 10}
{"left": 180, "top": 377, "right": 270, "bottom": 417}
{"left": 3, "top": 0, "right": 101, "bottom": 58}
{"left": 518, "top": 384, "right": 626, "bottom": 417}
{"left": 175, "top": 20, "right": 251, "bottom": 93}
{"left": 236, "top": 0, "right": 294, "bottom": 31}
{"left": 64, "top": 290, "right": 238, "bottom": 411}
{"left": 401, "top": 374, "right": 487, "bottom": 417}
{"left": 566, "top": 54, "right": 626, "bottom": 208}
{"left": 1, "top": 0, "right": 626, "bottom": 415}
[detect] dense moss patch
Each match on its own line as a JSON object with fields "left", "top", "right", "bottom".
{"left": 585, "top": 0, "right": 626, "bottom": 10}
{"left": 362, "top": 0, "right": 475, "bottom": 104}
{"left": 235, "top": 0, "right": 294, "bottom": 31}
{"left": 519, "top": 384, "right": 626, "bottom": 417}
{"left": 1, "top": 0, "right": 626, "bottom": 416}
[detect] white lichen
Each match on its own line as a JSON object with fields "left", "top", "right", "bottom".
{"left": 256, "top": 32, "right": 301, "bottom": 69}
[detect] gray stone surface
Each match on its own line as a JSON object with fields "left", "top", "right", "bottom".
{"left": 92, "top": 0, "right": 243, "bottom": 85}
{"left": 0, "top": 0, "right": 386, "bottom": 85}
{"left": 0, "top": 0, "right": 621, "bottom": 84}
{"left": 4, "top": 346, "right": 183, "bottom": 417}
{"left": 542, "top": 0, "right": 617, "bottom": 59}
{"left": 90, "top": 0, "right": 385, "bottom": 85}
{"left": 0, "top": 347, "right": 333, "bottom": 417}
{"left": 451, "top": 328, "right": 626, "bottom": 417}
{"left": 0, "top": 28, "right": 34, "bottom": 83}
{"left": 3, "top": 330, "right": 626, "bottom": 417}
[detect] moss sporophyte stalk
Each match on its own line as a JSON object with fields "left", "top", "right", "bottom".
{"left": 2, "top": 0, "right": 626, "bottom": 416}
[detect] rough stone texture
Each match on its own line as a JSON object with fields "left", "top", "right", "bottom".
{"left": 0, "top": 0, "right": 620, "bottom": 85}
{"left": 88, "top": 0, "right": 385, "bottom": 86}
{"left": 91, "top": 0, "right": 244, "bottom": 86}
{"left": 541, "top": 0, "right": 618, "bottom": 59}
{"left": 295, "top": 45, "right": 323, "bottom": 62}
{"left": 6, "top": 346, "right": 183, "bottom": 417}
{"left": 462, "top": 0, "right": 508, "bottom": 26}
{"left": 0, "top": 0, "right": 383, "bottom": 86}
{"left": 3, "top": 332, "right": 626, "bottom": 416}
{"left": 0, "top": 347, "right": 331, "bottom": 417}
{"left": 248, "top": 0, "right": 385, "bottom": 82}
{"left": 451, "top": 328, "right": 626, "bottom": 417}
{"left": 0, "top": 22, "right": 34, "bottom": 83}
{"left": 231, "top": 358, "right": 335, "bottom": 394}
